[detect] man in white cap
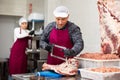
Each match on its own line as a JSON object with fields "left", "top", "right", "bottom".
{"left": 40, "top": 6, "right": 84, "bottom": 65}
{"left": 9, "top": 17, "right": 34, "bottom": 79}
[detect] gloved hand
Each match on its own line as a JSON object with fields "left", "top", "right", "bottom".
{"left": 29, "top": 30, "right": 34, "bottom": 35}
{"left": 63, "top": 49, "right": 75, "bottom": 57}
{"left": 45, "top": 44, "right": 53, "bottom": 52}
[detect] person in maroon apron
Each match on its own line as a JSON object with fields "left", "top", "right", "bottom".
{"left": 40, "top": 6, "right": 84, "bottom": 65}
{"left": 9, "top": 17, "right": 34, "bottom": 76}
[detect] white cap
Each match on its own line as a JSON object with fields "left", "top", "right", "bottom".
{"left": 19, "top": 17, "right": 27, "bottom": 26}
{"left": 53, "top": 6, "right": 69, "bottom": 17}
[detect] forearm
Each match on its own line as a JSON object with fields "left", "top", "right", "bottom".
{"left": 40, "top": 32, "right": 51, "bottom": 51}
{"left": 40, "top": 23, "right": 54, "bottom": 50}
{"left": 40, "top": 40, "right": 49, "bottom": 50}
{"left": 72, "top": 40, "right": 84, "bottom": 55}
{"left": 70, "top": 27, "right": 84, "bottom": 56}
{"left": 15, "top": 33, "right": 29, "bottom": 38}
{"left": 14, "top": 28, "right": 29, "bottom": 39}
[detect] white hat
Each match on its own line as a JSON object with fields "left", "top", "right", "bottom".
{"left": 19, "top": 17, "right": 27, "bottom": 26}
{"left": 53, "top": 6, "right": 69, "bottom": 17}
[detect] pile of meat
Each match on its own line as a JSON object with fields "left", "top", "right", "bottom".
{"left": 79, "top": 52, "right": 119, "bottom": 60}
{"left": 42, "top": 58, "right": 79, "bottom": 76}
{"left": 97, "top": 0, "right": 120, "bottom": 56}
{"left": 89, "top": 67, "right": 120, "bottom": 73}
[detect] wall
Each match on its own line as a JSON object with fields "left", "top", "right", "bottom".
{"left": 63, "top": 0, "right": 101, "bottom": 53}
{"left": 45, "top": 0, "right": 101, "bottom": 53}
{"left": 0, "top": 0, "right": 27, "bottom": 17}
{"left": 0, "top": 0, "right": 101, "bottom": 58}
{"left": 44, "top": 0, "right": 62, "bottom": 25}
{"left": 27, "top": 0, "right": 44, "bottom": 15}
{"left": 0, "top": 16, "right": 20, "bottom": 58}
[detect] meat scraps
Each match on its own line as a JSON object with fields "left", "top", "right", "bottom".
{"left": 79, "top": 52, "right": 119, "bottom": 60}
{"left": 89, "top": 67, "right": 120, "bottom": 73}
{"left": 42, "top": 58, "right": 79, "bottom": 76}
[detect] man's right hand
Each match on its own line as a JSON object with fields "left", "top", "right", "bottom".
{"left": 45, "top": 44, "right": 53, "bottom": 52}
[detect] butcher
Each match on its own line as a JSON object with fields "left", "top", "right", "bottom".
{"left": 40, "top": 6, "right": 84, "bottom": 65}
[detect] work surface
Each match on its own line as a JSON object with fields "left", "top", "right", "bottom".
{"left": 12, "top": 73, "right": 92, "bottom": 80}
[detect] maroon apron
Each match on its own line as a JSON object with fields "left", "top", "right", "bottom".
{"left": 47, "top": 26, "right": 73, "bottom": 65}
{"left": 9, "top": 30, "right": 29, "bottom": 75}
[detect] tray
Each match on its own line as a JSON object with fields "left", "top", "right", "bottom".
{"left": 75, "top": 57, "right": 120, "bottom": 68}
{"left": 79, "top": 67, "right": 120, "bottom": 80}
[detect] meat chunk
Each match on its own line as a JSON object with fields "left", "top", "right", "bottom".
{"left": 42, "top": 58, "right": 79, "bottom": 76}
{"left": 97, "top": 0, "right": 120, "bottom": 56}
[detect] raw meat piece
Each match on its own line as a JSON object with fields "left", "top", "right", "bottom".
{"left": 42, "top": 58, "right": 79, "bottom": 76}
{"left": 97, "top": 0, "right": 120, "bottom": 57}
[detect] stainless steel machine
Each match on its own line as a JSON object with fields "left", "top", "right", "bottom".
{"left": 26, "top": 13, "right": 47, "bottom": 72}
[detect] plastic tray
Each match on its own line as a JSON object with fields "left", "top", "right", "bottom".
{"left": 75, "top": 57, "right": 120, "bottom": 68}
{"left": 79, "top": 67, "right": 120, "bottom": 80}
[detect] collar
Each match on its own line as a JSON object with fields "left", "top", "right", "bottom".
{"left": 55, "top": 23, "right": 68, "bottom": 30}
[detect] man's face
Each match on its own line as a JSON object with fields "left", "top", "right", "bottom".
{"left": 55, "top": 16, "right": 69, "bottom": 29}
{"left": 21, "top": 22, "right": 28, "bottom": 29}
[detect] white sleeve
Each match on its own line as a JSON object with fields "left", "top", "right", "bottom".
{"left": 14, "top": 28, "right": 30, "bottom": 42}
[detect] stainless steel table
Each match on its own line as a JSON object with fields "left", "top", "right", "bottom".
{"left": 12, "top": 73, "right": 92, "bottom": 80}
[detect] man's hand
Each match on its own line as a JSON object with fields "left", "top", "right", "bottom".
{"left": 63, "top": 49, "right": 75, "bottom": 57}
{"left": 45, "top": 44, "right": 53, "bottom": 52}
{"left": 29, "top": 30, "right": 34, "bottom": 35}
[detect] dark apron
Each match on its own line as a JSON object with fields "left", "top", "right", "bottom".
{"left": 47, "top": 26, "right": 73, "bottom": 65}
{"left": 9, "top": 36, "right": 30, "bottom": 75}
